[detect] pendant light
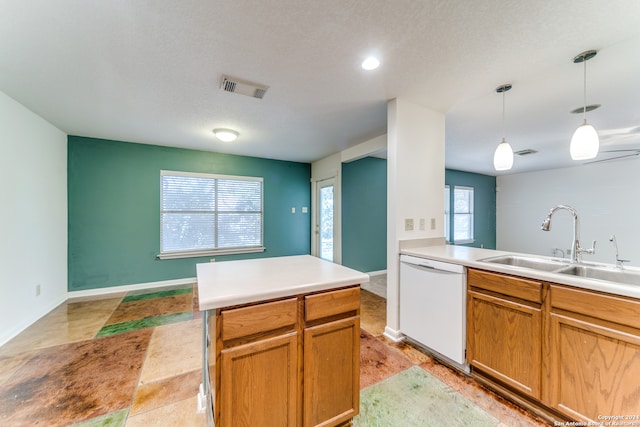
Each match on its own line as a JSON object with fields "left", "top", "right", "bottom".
{"left": 493, "top": 84, "right": 514, "bottom": 171}
{"left": 570, "top": 50, "right": 599, "bottom": 160}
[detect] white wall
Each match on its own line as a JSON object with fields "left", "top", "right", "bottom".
{"left": 497, "top": 157, "right": 640, "bottom": 266}
{"left": 0, "top": 91, "right": 68, "bottom": 346}
{"left": 386, "top": 98, "right": 445, "bottom": 338}
{"left": 340, "top": 134, "right": 387, "bottom": 163}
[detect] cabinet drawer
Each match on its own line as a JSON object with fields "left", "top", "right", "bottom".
{"left": 305, "top": 287, "right": 360, "bottom": 322}
{"left": 551, "top": 285, "right": 640, "bottom": 330}
{"left": 221, "top": 297, "right": 298, "bottom": 341}
{"left": 468, "top": 269, "right": 542, "bottom": 303}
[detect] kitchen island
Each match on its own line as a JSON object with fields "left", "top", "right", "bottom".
{"left": 196, "top": 255, "right": 369, "bottom": 427}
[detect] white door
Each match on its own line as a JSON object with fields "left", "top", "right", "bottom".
{"left": 316, "top": 178, "right": 335, "bottom": 261}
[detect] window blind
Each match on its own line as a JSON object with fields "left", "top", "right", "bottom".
{"left": 159, "top": 171, "right": 264, "bottom": 258}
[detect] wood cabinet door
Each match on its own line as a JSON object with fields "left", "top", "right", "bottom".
{"left": 303, "top": 316, "right": 360, "bottom": 427}
{"left": 219, "top": 332, "right": 299, "bottom": 427}
{"left": 548, "top": 312, "right": 640, "bottom": 421}
{"left": 467, "top": 290, "right": 542, "bottom": 398}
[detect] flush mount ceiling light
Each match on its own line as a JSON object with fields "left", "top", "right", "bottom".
{"left": 361, "top": 56, "right": 380, "bottom": 70}
{"left": 213, "top": 128, "right": 239, "bottom": 142}
{"left": 493, "top": 84, "right": 514, "bottom": 171}
{"left": 570, "top": 49, "right": 599, "bottom": 160}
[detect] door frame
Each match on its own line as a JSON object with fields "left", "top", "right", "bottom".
{"left": 311, "top": 175, "right": 341, "bottom": 264}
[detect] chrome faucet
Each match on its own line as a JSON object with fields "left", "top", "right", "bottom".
{"left": 541, "top": 205, "right": 596, "bottom": 263}
{"left": 609, "top": 235, "right": 630, "bottom": 269}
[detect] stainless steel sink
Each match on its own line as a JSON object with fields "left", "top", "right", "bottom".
{"left": 557, "top": 265, "right": 640, "bottom": 286}
{"left": 479, "top": 255, "right": 570, "bottom": 272}
{"left": 479, "top": 255, "right": 640, "bottom": 287}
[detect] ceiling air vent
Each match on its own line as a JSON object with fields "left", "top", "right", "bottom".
{"left": 514, "top": 149, "right": 538, "bottom": 156}
{"left": 220, "top": 75, "right": 269, "bottom": 99}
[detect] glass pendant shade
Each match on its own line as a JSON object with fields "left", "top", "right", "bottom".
{"left": 493, "top": 138, "right": 514, "bottom": 171}
{"left": 570, "top": 121, "right": 599, "bottom": 160}
{"left": 493, "top": 83, "right": 513, "bottom": 171}
{"left": 571, "top": 50, "right": 599, "bottom": 161}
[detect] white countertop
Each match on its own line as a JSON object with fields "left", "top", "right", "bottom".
{"left": 196, "top": 255, "right": 370, "bottom": 310}
{"left": 401, "top": 245, "right": 640, "bottom": 299}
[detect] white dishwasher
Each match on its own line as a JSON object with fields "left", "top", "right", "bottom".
{"left": 399, "top": 254, "right": 468, "bottom": 371}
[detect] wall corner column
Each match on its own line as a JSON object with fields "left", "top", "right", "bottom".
{"left": 385, "top": 98, "right": 446, "bottom": 337}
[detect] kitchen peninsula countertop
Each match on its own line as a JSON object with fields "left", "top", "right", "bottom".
{"left": 196, "top": 254, "right": 370, "bottom": 311}
{"left": 402, "top": 245, "right": 640, "bottom": 300}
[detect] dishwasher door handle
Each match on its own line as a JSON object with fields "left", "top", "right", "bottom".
{"left": 400, "top": 255, "right": 466, "bottom": 274}
{"left": 402, "top": 261, "right": 465, "bottom": 275}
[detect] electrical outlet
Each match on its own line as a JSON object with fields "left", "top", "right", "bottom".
{"left": 291, "top": 207, "right": 296, "bottom": 214}
{"left": 210, "top": 258, "right": 216, "bottom": 262}
{"left": 430, "top": 218, "right": 436, "bottom": 230}
{"left": 405, "top": 218, "right": 414, "bottom": 231}
{"left": 35, "top": 284, "right": 41, "bottom": 296}
{"left": 419, "top": 218, "right": 425, "bottom": 230}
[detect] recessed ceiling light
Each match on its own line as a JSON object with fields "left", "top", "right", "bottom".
{"left": 361, "top": 56, "right": 380, "bottom": 70}
{"left": 213, "top": 128, "right": 239, "bottom": 142}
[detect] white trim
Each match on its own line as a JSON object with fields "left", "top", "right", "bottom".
{"left": 68, "top": 277, "right": 196, "bottom": 300}
{"left": 0, "top": 294, "right": 67, "bottom": 347}
{"left": 2, "top": 277, "right": 197, "bottom": 347}
{"left": 160, "top": 170, "right": 263, "bottom": 182}
{"left": 453, "top": 239, "right": 475, "bottom": 245}
{"left": 366, "top": 269, "right": 387, "bottom": 276}
{"left": 340, "top": 134, "right": 387, "bottom": 163}
{"left": 157, "top": 246, "right": 265, "bottom": 260}
{"left": 383, "top": 326, "right": 405, "bottom": 342}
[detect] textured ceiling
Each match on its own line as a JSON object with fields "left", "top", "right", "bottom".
{"left": 1, "top": 0, "right": 640, "bottom": 175}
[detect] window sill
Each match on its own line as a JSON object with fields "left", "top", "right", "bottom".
{"left": 453, "top": 239, "right": 475, "bottom": 245}
{"left": 157, "top": 246, "right": 265, "bottom": 260}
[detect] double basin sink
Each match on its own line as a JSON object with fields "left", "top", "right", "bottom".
{"left": 479, "top": 255, "right": 640, "bottom": 287}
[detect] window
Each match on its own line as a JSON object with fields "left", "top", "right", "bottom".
{"left": 159, "top": 171, "right": 264, "bottom": 259}
{"left": 444, "top": 185, "right": 450, "bottom": 242}
{"left": 453, "top": 186, "right": 474, "bottom": 244}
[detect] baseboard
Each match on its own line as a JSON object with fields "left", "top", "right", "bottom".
{"left": 383, "top": 326, "right": 404, "bottom": 342}
{"left": 471, "top": 369, "right": 565, "bottom": 425}
{"left": 1, "top": 278, "right": 197, "bottom": 348}
{"left": 0, "top": 294, "right": 67, "bottom": 347}
{"left": 366, "top": 269, "right": 387, "bottom": 277}
{"left": 67, "top": 277, "right": 196, "bottom": 300}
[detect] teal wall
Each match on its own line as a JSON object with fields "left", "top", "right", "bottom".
{"left": 68, "top": 136, "right": 311, "bottom": 291}
{"left": 342, "top": 157, "right": 387, "bottom": 272}
{"left": 445, "top": 169, "right": 496, "bottom": 249}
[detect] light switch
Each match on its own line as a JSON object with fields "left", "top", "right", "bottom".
{"left": 419, "top": 218, "right": 425, "bottom": 230}
{"left": 302, "top": 207, "right": 308, "bottom": 213}
{"left": 405, "top": 218, "right": 414, "bottom": 231}
{"left": 291, "top": 207, "right": 296, "bottom": 214}
{"left": 430, "top": 218, "right": 436, "bottom": 230}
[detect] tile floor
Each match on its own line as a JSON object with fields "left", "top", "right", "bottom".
{"left": 0, "top": 283, "right": 549, "bottom": 426}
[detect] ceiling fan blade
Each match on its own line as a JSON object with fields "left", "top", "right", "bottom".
{"left": 584, "top": 153, "right": 640, "bottom": 164}
{"left": 599, "top": 149, "right": 640, "bottom": 153}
